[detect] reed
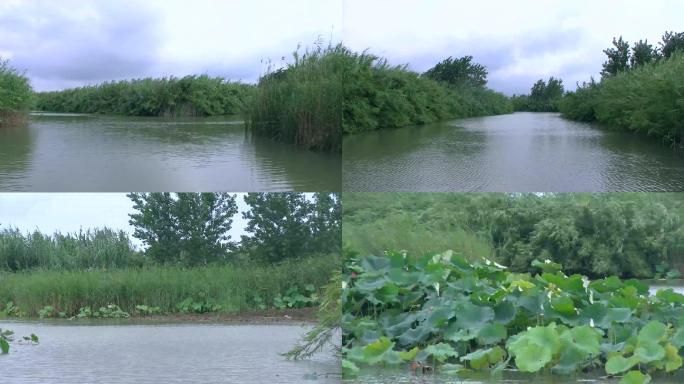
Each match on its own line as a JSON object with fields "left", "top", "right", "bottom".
{"left": 0, "top": 58, "right": 32, "bottom": 127}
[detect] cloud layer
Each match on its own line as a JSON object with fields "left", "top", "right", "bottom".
{"left": 1, "top": 0, "right": 681, "bottom": 93}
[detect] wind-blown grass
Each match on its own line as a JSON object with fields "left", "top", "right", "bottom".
{"left": 560, "top": 52, "right": 684, "bottom": 146}
{"left": 0, "top": 255, "right": 337, "bottom": 317}
{"left": 35, "top": 75, "right": 254, "bottom": 117}
{"left": 0, "top": 58, "right": 33, "bottom": 127}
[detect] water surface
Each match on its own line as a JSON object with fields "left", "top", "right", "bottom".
{"left": 0, "top": 114, "right": 340, "bottom": 191}
{"left": 1, "top": 322, "right": 340, "bottom": 383}
{"left": 343, "top": 113, "right": 684, "bottom": 191}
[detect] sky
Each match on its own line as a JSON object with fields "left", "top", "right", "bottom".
{"left": 0, "top": 193, "right": 251, "bottom": 249}
{"left": 0, "top": 1, "right": 681, "bottom": 94}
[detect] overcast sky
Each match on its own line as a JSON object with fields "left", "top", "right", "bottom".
{"left": 1, "top": 1, "right": 681, "bottom": 94}
{"left": 0, "top": 193, "right": 251, "bottom": 249}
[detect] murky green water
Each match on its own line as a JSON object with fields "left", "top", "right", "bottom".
{"left": 0, "top": 114, "right": 340, "bottom": 191}
{"left": 0, "top": 322, "right": 340, "bottom": 383}
{"left": 343, "top": 112, "right": 684, "bottom": 192}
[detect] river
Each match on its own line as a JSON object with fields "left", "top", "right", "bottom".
{"left": 0, "top": 322, "right": 340, "bottom": 383}
{"left": 343, "top": 112, "right": 684, "bottom": 192}
{"left": 0, "top": 114, "right": 340, "bottom": 191}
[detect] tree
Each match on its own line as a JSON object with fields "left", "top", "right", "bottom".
{"left": 241, "top": 193, "right": 313, "bottom": 263}
{"left": 659, "top": 31, "right": 684, "bottom": 59}
{"left": 310, "top": 193, "right": 341, "bottom": 253}
{"left": 423, "top": 56, "right": 488, "bottom": 87}
{"left": 601, "top": 36, "right": 630, "bottom": 78}
{"left": 127, "top": 193, "right": 237, "bottom": 266}
{"left": 630, "top": 39, "right": 656, "bottom": 68}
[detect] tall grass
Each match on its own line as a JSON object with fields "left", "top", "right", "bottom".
{"left": 247, "top": 43, "right": 344, "bottom": 153}
{"left": 560, "top": 52, "right": 684, "bottom": 145}
{"left": 35, "top": 75, "right": 254, "bottom": 117}
{"left": 0, "top": 227, "right": 143, "bottom": 272}
{"left": 0, "top": 58, "right": 33, "bottom": 127}
{"left": 0, "top": 255, "right": 337, "bottom": 317}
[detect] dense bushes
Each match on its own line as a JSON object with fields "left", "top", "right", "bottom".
{"left": 0, "top": 58, "right": 33, "bottom": 126}
{"left": 343, "top": 193, "right": 684, "bottom": 279}
{"left": 247, "top": 43, "right": 344, "bottom": 152}
{"left": 342, "top": 50, "right": 512, "bottom": 134}
{"left": 511, "top": 77, "right": 564, "bottom": 112}
{"left": 35, "top": 75, "right": 254, "bottom": 117}
{"left": 561, "top": 32, "right": 684, "bottom": 146}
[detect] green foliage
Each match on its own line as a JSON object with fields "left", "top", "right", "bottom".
{"left": 273, "top": 285, "right": 319, "bottom": 309}
{"left": 602, "top": 37, "right": 631, "bottom": 78}
{"left": 343, "top": 193, "right": 684, "bottom": 279}
{"left": 134, "top": 304, "right": 161, "bottom": 316}
{"left": 0, "top": 328, "right": 38, "bottom": 355}
{"left": 423, "top": 56, "right": 488, "bottom": 88}
{"left": 128, "top": 193, "right": 238, "bottom": 266}
{"left": 35, "top": 75, "right": 253, "bottom": 117}
{"left": 176, "top": 297, "right": 221, "bottom": 314}
{"left": 247, "top": 42, "right": 343, "bottom": 152}
{"left": 339, "top": 47, "right": 511, "bottom": 135}
{"left": 0, "top": 227, "right": 142, "bottom": 272}
{"left": 342, "top": 251, "right": 684, "bottom": 380}
{"left": 0, "top": 255, "right": 336, "bottom": 317}
{"left": 561, "top": 31, "right": 684, "bottom": 146}
{"left": 512, "top": 77, "right": 564, "bottom": 112}
{"left": 241, "top": 193, "right": 341, "bottom": 263}
{"left": 0, "top": 58, "right": 33, "bottom": 126}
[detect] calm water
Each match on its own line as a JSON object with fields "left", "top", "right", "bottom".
{"left": 0, "top": 322, "right": 340, "bottom": 383}
{"left": 343, "top": 112, "right": 684, "bottom": 192}
{"left": 0, "top": 114, "right": 340, "bottom": 191}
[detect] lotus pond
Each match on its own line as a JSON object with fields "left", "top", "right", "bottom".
{"left": 342, "top": 251, "right": 684, "bottom": 384}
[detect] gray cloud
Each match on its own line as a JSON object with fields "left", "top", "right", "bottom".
{"left": 0, "top": 1, "right": 162, "bottom": 90}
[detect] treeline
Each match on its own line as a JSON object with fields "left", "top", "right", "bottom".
{"left": 560, "top": 31, "right": 684, "bottom": 145}
{"left": 0, "top": 58, "right": 32, "bottom": 127}
{"left": 511, "top": 77, "right": 564, "bottom": 112}
{"left": 343, "top": 193, "right": 684, "bottom": 279}
{"left": 35, "top": 75, "right": 254, "bottom": 117}
{"left": 343, "top": 51, "right": 512, "bottom": 134}
{"left": 0, "top": 192, "right": 340, "bottom": 272}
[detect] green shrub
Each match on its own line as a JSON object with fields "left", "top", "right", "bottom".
{"left": 0, "top": 58, "right": 33, "bottom": 126}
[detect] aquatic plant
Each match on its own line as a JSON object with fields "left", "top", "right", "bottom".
{"left": 0, "top": 329, "right": 38, "bottom": 354}
{"left": 273, "top": 285, "right": 319, "bottom": 309}
{"left": 0, "top": 58, "right": 33, "bottom": 127}
{"left": 176, "top": 297, "right": 222, "bottom": 314}
{"left": 247, "top": 42, "right": 343, "bottom": 152}
{"left": 342, "top": 251, "right": 684, "bottom": 383}
{"left": 35, "top": 75, "right": 254, "bottom": 117}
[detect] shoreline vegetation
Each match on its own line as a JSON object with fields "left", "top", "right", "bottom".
{"left": 559, "top": 31, "right": 684, "bottom": 146}
{"left": 35, "top": 76, "right": 254, "bottom": 118}
{"left": 0, "top": 59, "right": 33, "bottom": 127}
{"left": 341, "top": 49, "right": 513, "bottom": 134}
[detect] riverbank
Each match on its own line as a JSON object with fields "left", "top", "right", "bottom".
{"left": 0, "top": 256, "right": 338, "bottom": 318}
{"left": 560, "top": 52, "right": 684, "bottom": 146}
{"left": 1, "top": 307, "right": 319, "bottom": 325}
{"left": 0, "top": 59, "right": 33, "bottom": 127}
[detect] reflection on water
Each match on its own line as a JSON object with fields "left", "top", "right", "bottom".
{"left": 0, "top": 114, "right": 340, "bottom": 191}
{"left": 343, "top": 112, "right": 684, "bottom": 192}
{"left": 1, "top": 322, "right": 340, "bottom": 384}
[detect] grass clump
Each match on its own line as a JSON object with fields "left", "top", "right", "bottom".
{"left": 0, "top": 58, "right": 33, "bottom": 127}
{"left": 35, "top": 75, "right": 254, "bottom": 117}
{"left": 0, "top": 254, "right": 337, "bottom": 318}
{"left": 248, "top": 42, "right": 344, "bottom": 153}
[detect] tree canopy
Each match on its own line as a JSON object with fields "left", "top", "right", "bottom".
{"left": 423, "top": 56, "right": 488, "bottom": 88}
